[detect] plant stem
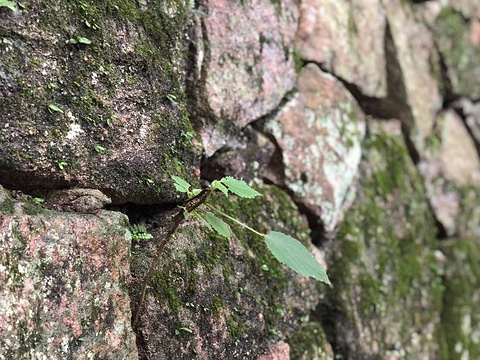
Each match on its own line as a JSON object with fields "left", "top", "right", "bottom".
{"left": 206, "top": 204, "right": 265, "bottom": 237}
{"left": 132, "top": 189, "right": 210, "bottom": 326}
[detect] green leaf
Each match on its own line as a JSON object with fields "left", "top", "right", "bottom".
{"left": 94, "top": 145, "right": 105, "bottom": 152}
{"left": 0, "top": 1, "right": 17, "bottom": 11}
{"left": 204, "top": 212, "right": 231, "bottom": 239}
{"left": 211, "top": 180, "right": 228, "bottom": 197}
{"left": 220, "top": 177, "right": 261, "bottom": 198}
{"left": 174, "top": 183, "right": 189, "bottom": 193}
{"left": 172, "top": 175, "right": 191, "bottom": 193}
{"left": 48, "top": 104, "right": 64, "bottom": 114}
{"left": 264, "top": 232, "right": 330, "bottom": 284}
{"left": 178, "top": 206, "right": 189, "bottom": 219}
{"left": 192, "top": 188, "right": 202, "bottom": 196}
{"left": 76, "top": 37, "right": 91, "bottom": 44}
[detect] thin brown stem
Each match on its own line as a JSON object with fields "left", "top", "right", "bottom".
{"left": 132, "top": 189, "right": 210, "bottom": 326}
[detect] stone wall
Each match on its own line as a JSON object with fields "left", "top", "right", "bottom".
{"left": 0, "top": 0, "right": 479, "bottom": 359}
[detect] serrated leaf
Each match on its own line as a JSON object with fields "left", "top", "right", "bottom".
{"left": 220, "top": 177, "right": 261, "bottom": 198}
{"left": 264, "top": 232, "right": 330, "bottom": 284}
{"left": 204, "top": 212, "right": 231, "bottom": 239}
{"left": 48, "top": 104, "right": 64, "bottom": 113}
{"left": 211, "top": 180, "right": 228, "bottom": 197}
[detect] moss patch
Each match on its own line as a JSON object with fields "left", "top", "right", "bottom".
{"left": 0, "top": 0, "right": 200, "bottom": 203}
{"left": 323, "top": 128, "right": 444, "bottom": 358}
{"left": 438, "top": 238, "right": 480, "bottom": 360}
{"left": 131, "top": 185, "right": 321, "bottom": 359}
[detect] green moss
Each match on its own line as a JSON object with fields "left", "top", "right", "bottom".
{"left": 21, "top": 202, "right": 46, "bottom": 216}
{"left": 0, "top": 196, "right": 15, "bottom": 216}
{"left": 434, "top": 8, "right": 480, "bottom": 98}
{"left": 438, "top": 239, "right": 480, "bottom": 360}
{"left": 151, "top": 270, "right": 182, "bottom": 315}
{"left": 289, "top": 322, "right": 331, "bottom": 360}
{"left": 327, "top": 130, "right": 443, "bottom": 356}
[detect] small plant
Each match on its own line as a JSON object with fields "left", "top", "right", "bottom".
{"left": 170, "top": 176, "right": 330, "bottom": 283}
{"left": 94, "top": 145, "right": 105, "bottom": 153}
{"left": 57, "top": 161, "right": 68, "bottom": 170}
{"left": 133, "top": 176, "right": 330, "bottom": 325}
{"left": 48, "top": 104, "right": 63, "bottom": 114}
{"left": 130, "top": 224, "right": 153, "bottom": 241}
{"left": 69, "top": 37, "right": 92, "bottom": 45}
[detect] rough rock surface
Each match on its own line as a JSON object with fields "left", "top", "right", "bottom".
{"left": 419, "top": 110, "right": 480, "bottom": 236}
{"left": 201, "top": 126, "right": 276, "bottom": 184}
{"left": 453, "top": 98, "right": 480, "bottom": 149}
{"left": 296, "top": 0, "right": 386, "bottom": 97}
{"left": 319, "top": 123, "right": 443, "bottom": 358}
{"left": 438, "top": 238, "right": 480, "bottom": 360}
{"left": 384, "top": 0, "right": 442, "bottom": 152}
{"left": 130, "top": 185, "right": 322, "bottom": 359}
{"left": 288, "top": 322, "right": 334, "bottom": 360}
{"left": 1, "top": 0, "right": 480, "bottom": 359}
{"left": 0, "top": 186, "right": 137, "bottom": 359}
{"left": 193, "top": 0, "right": 299, "bottom": 156}
{"left": 433, "top": 7, "right": 480, "bottom": 100}
{"left": 263, "top": 64, "right": 365, "bottom": 232}
{"left": 0, "top": 1, "right": 201, "bottom": 204}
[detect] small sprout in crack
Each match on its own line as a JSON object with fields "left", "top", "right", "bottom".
{"left": 175, "top": 327, "right": 193, "bottom": 335}
{"left": 130, "top": 224, "right": 153, "bottom": 241}
{"left": 132, "top": 175, "right": 330, "bottom": 326}
{"left": 70, "top": 37, "right": 92, "bottom": 45}
{"left": 57, "top": 161, "right": 68, "bottom": 170}
{"left": 94, "top": 145, "right": 105, "bottom": 153}
{"left": 33, "top": 197, "right": 44, "bottom": 203}
{"left": 48, "top": 104, "right": 63, "bottom": 114}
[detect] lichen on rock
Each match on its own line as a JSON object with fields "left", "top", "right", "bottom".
{"left": 0, "top": 185, "right": 137, "bottom": 359}
{"left": 263, "top": 63, "right": 365, "bottom": 232}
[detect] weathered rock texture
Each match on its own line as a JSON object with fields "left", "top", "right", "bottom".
{"left": 0, "top": 186, "right": 136, "bottom": 359}
{"left": 0, "top": 1, "right": 201, "bottom": 204}
{"left": 193, "top": 0, "right": 299, "bottom": 156}
{"left": 320, "top": 123, "right": 444, "bottom": 358}
{"left": 131, "top": 186, "right": 322, "bottom": 359}
{"left": 1, "top": 0, "right": 479, "bottom": 359}
{"left": 296, "top": 0, "right": 387, "bottom": 98}
{"left": 263, "top": 64, "right": 365, "bottom": 232}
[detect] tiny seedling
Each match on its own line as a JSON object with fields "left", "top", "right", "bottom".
{"left": 33, "top": 197, "right": 45, "bottom": 203}
{"left": 94, "top": 145, "right": 105, "bottom": 153}
{"left": 130, "top": 224, "right": 153, "bottom": 241}
{"left": 132, "top": 176, "right": 330, "bottom": 325}
{"left": 70, "top": 37, "right": 92, "bottom": 45}
{"left": 48, "top": 104, "right": 63, "bottom": 114}
{"left": 57, "top": 161, "right": 68, "bottom": 170}
{"left": 175, "top": 327, "right": 193, "bottom": 335}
